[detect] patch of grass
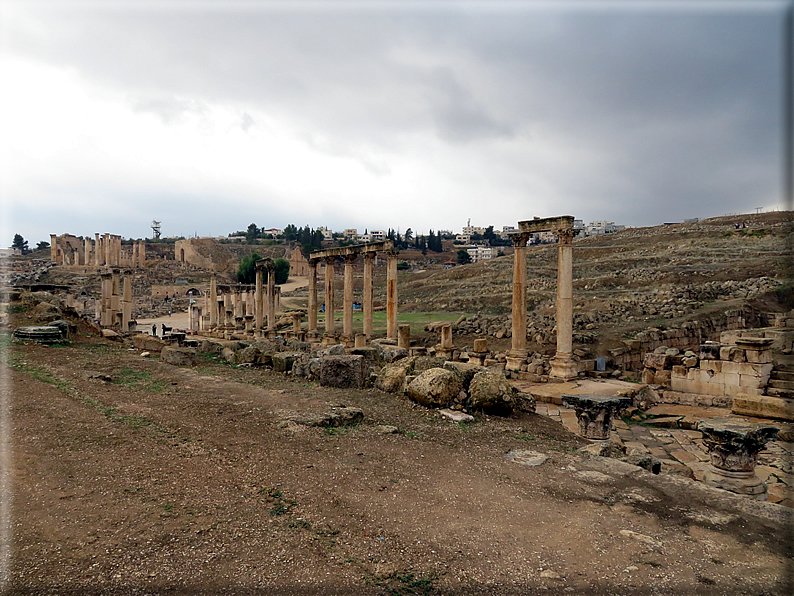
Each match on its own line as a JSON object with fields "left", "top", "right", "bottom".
{"left": 10, "top": 360, "right": 74, "bottom": 392}
{"left": 375, "top": 571, "right": 437, "bottom": 596}
{"left": 7, "top": 304, "right": 30, "bottom": 313}
{"left": 288, "top": 519, "right": 311, "bottom": 530}
{"left": 396, "top": 428, "right": 417, "bottom": 438}
{"left": 261, "top": 485, "right": 296, "bottom": 516}
{"left": 515, "top": 433, "right": 536, "bottom": 441}
{"left": 114, "top": 366, "right": 167, "bottom": 393}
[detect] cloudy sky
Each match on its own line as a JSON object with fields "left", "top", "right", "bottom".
{"left": 1, "top": 0, "right": 790, "bottom": 245}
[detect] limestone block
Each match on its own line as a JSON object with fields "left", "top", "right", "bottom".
{"left": 682, "top": 356, "right": 698, "bottom": 368}
{"left": 319, "top": 355, "right": 365, "bottom": 389}
{"left": 732, "top": 394, "right": 794, "bottom": 421}
{"left": 671, "top": 365, "right": 686, "bottom": 377}
{"left": 466, "top": 370, "right": 516, "bottom": 414}
{"left": 653, "top": 370, "right": 671, "bottom": 385}
{"left": 132, "top": 334, "right": 166, "bottom": 353}
{"left": 700, "top": 360, "right": 722, "bottom": 373}
{"left": 160, "top": 346, "right": 197, "bottom": 367}
{"left": 745, "top": 349, "right": 772, "bottom": 364}
{"left": 723, "top": 372, "right": 740, "bottom": 388}
{"left": 376, "top": 365, "right": 407, "bottom": 393}
{"left": 272, "top": 352, "right": 303, "bottom": 373}
{"left": 641, "top": 368, "right": 655, "bottom": 384}
{"left": 739, "top": 374, "right": 765, "bottom": 389}
{"left": 643, "top": 352, "right": 669, "bottom": 370}
{"left": 406, "top": 368, "right": 462, "bottom": 408}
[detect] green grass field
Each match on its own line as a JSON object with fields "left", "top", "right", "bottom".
{"left": 321, "top": 311, "right": 469, "bottom": 335}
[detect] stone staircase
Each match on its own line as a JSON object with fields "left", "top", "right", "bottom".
{"left": 767, "top": 355, "right": 794, "bottom": 399}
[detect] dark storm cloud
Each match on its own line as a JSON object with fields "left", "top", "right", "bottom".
{"left": 6, "top": 1, "right": 788, "bottom": 238}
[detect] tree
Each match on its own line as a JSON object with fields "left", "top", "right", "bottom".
{"left": 237, "top": 253, "right": 261, "bottom": 284}
{"left": 457, "top": 249, "right": 472, "bottom": 265}
{"left": 273, "top": 258, "right": 290, "bottom": 284}
{"left": 404, "top": 228, "right": 413, "bottom": 242}
{"left": 12, "top": 234, "right": 29, "bottom": 254}
{"left": 36, "top": 241, "right": 50, "bottom": 251}
{"left": 283, "top": 224, "right": 298, "bottom": 242}
{"left": 245, "top": 223, "right": 259, "bottom": 243}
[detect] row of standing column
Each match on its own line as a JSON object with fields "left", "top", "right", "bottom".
{"left": 305, "top": 251, "right": 398, "bottom": 342}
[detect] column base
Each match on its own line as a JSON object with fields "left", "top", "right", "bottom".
{"left": 341, "top": 335, "right": 355, "bottom": 348}
{"left": 550, "top": 354, "right": 579, "bottom": 380}
{"left": 322, "top": 334, "right": 338, "bottom": 346}
{"left": 505, "top": 356, "right": 527, "bottom": 372}
{"left": 703, "top": 466, "right": 768, "bottom": 500}
{"left": 435, "top": 348, "right": 454, "bottom": 360}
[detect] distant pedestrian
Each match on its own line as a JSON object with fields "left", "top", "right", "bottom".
{"left": 152, "top": 324, "right": 157, "bottom": 337}
{"left": 167, "top": 310, "right": 171, "bottom": 317}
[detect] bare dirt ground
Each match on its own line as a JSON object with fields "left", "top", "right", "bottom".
{"left": 6, "top": 331, "right": 793, "bottom": 595}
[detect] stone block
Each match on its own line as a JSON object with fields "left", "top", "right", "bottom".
{"left": 653, "top": 370, "right": 671, "bottom": 385}
{"left": 643, "top": 352, "right": 669, "bottom": 370}
{"left": 641, "top": 368, "right": 655, "bottom": 384}
{"left": 160, "top": 346, "right": 197, "bottom": 367}
{"left": 700, "top": 360, "right": 722, "bottom": 373}
{"left": 319, "top": 355, "right": 365, "bottom": 389}
{"left": 671, "top": 365, "right": 686, "bottom": 377}
{"left": 133, "top": 334, "right": 166, "bottom": 353}
{"left": 723, "top": 372, "right": 740, "bottom": 388}
{"left": 745, "top": 349, "right": 772, "bottom": 364}
{"left": 272, "top": 352, "right": 303, "bottom": 373}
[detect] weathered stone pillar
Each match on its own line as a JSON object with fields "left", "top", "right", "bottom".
{"left": 100, "top": 272, "right": 112, "bottom": 326}
{"left": 386, "top": 251, "right": 398, "bottom": 340}
{"left": 50, "top": 235, "right": 58, "bottom": 263}
{"left": 343, "top": 253, "right": 357, "bottom": 344}
{"left": 121, "top": 274, "right": 132, "bottom": 332}
{"left": 84, "top": 237, "right": 91, "bottom": 266}
{"left": 292, "top": 312, "right": 303, "bottom": 335}
{"left": 550, "top": 227, "right": 578, "bottom": 379}
{"left": 507, "top": 232, "right": 531, "bottom": 371}
{"left": 209, "top": 275, "right": 218, "bottom": 327}
{"left": 94, "top": 233, "right": 100, "bottom": 265}
{"left": 363, "top": 252, "right": 375, "bottom": 338}
{"left": 355, "top": 333, "right": 367, "bottom": 348}
{"left": 308, "top": 258, "right": 319, "bottom": 336}
{"left": 324, "top": 256, "right": 336, "bottom": 336}
{"left": 255, "top": 263, "right": 264, "bottom": 333}
{"left": 138, "top": 241, "right": 146, "bottom": 267}
{"left": 275, "top": 286, "right": 281, "bottom": 315}
{"left": 266, "top": 261, "right": 276, "bottom": 334}
{"left": 398, "top": 324, "right": 410, "bottom": 350}
{"left": 110, "top": 269, "right": 120, "bottom": 315}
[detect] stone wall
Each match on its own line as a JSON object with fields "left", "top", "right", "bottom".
{"left": 610, "top": 307, "right": 772, "bottom": 372}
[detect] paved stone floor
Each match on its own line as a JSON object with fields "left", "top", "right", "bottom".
{"left": 533, "top": 401, "right": 794, "bottom": 508}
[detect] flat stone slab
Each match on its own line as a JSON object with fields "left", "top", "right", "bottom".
{"left": 561, "top": 394, "right": 633, "bottom": 410}
{"left": 438, "top": 409, "right": 475, "bottom": 423}
{"left": 505, "top": 449, "right": 549, "bottom": 467}
{"left": 515, "top": 378, "right": 641, "bottom": 405}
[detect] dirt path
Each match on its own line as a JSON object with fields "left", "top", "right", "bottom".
{"left": 6, "top": 336, "right": 792, "bottom": 595}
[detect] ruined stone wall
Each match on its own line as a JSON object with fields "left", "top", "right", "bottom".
{"left": 174, "top": 238, "right": 236, "bottom": 275}
{"left": 610, "top": 306, "right": 772, "bottom": 371}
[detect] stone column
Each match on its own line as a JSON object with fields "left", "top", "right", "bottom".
{"left": 292, "top": 312, "right": 303, "bottom": 335}
{"left": 94, "top": 233, "right": 100, "bottom": 265}
{"left": 386, "top": 251, "right": 398, "bottom": 340}
{"left": 507, "top": 232, "right": 531, "bottom": 371}
{"left": 266, "top": 261, "right": 276, "bottom": 334}
{"left": 550, "top": 228, "right": 578, "bottom": 379}
{"left": 398, "top": 324, "right": 410, "bottom": 350}
{"left": 343, "top": 253, "right": 357, "bottom": 344}
{"left": 110, "top": 269, "right": 120, "bottom": 316}
{"left": 255, "top": 263, "right": 264, "bottom": 333}
{"left": 324, "top": 256, "right": 336, "bottom": 336}
{"left": 308, "top": 258, "right": 319, "bottom": 336}
{"left": 121, "top": 274, "right": 132, "bottom": 332}
{"left": 138, "top": 241, "right": 146, "bottom": 267}
{"left": 50, "top": 235, "right": 58, "bottom": 263}
{"left": 363, "top": 252, "right": 375, "bottom": 338}
{"left": 100, "top": 272, "right": 112, "bottom": 326}
{"left": 84, "top": 237, "right": 91, "bottom": 266}
{"left": 209, "top": 275, "right": 218, "bottom": 327}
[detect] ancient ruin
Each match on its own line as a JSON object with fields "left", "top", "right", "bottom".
{"left": 507, "top": 216, "right": 578, "bottom": 379}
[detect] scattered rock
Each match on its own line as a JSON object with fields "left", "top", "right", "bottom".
{"left": 438, "top": 409, "right": 475, "bottom": 423}
{"left": 319, "top": 355, "right": 365, "bottom": 389}
{"left": 406, "top": 368, "right": 462, "bottom": 408}
{"left": 160, "top": 346, "right": 197, "bottom": 367}
{"left": 466, "top": 370, "right": 516, "bottom": 415}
